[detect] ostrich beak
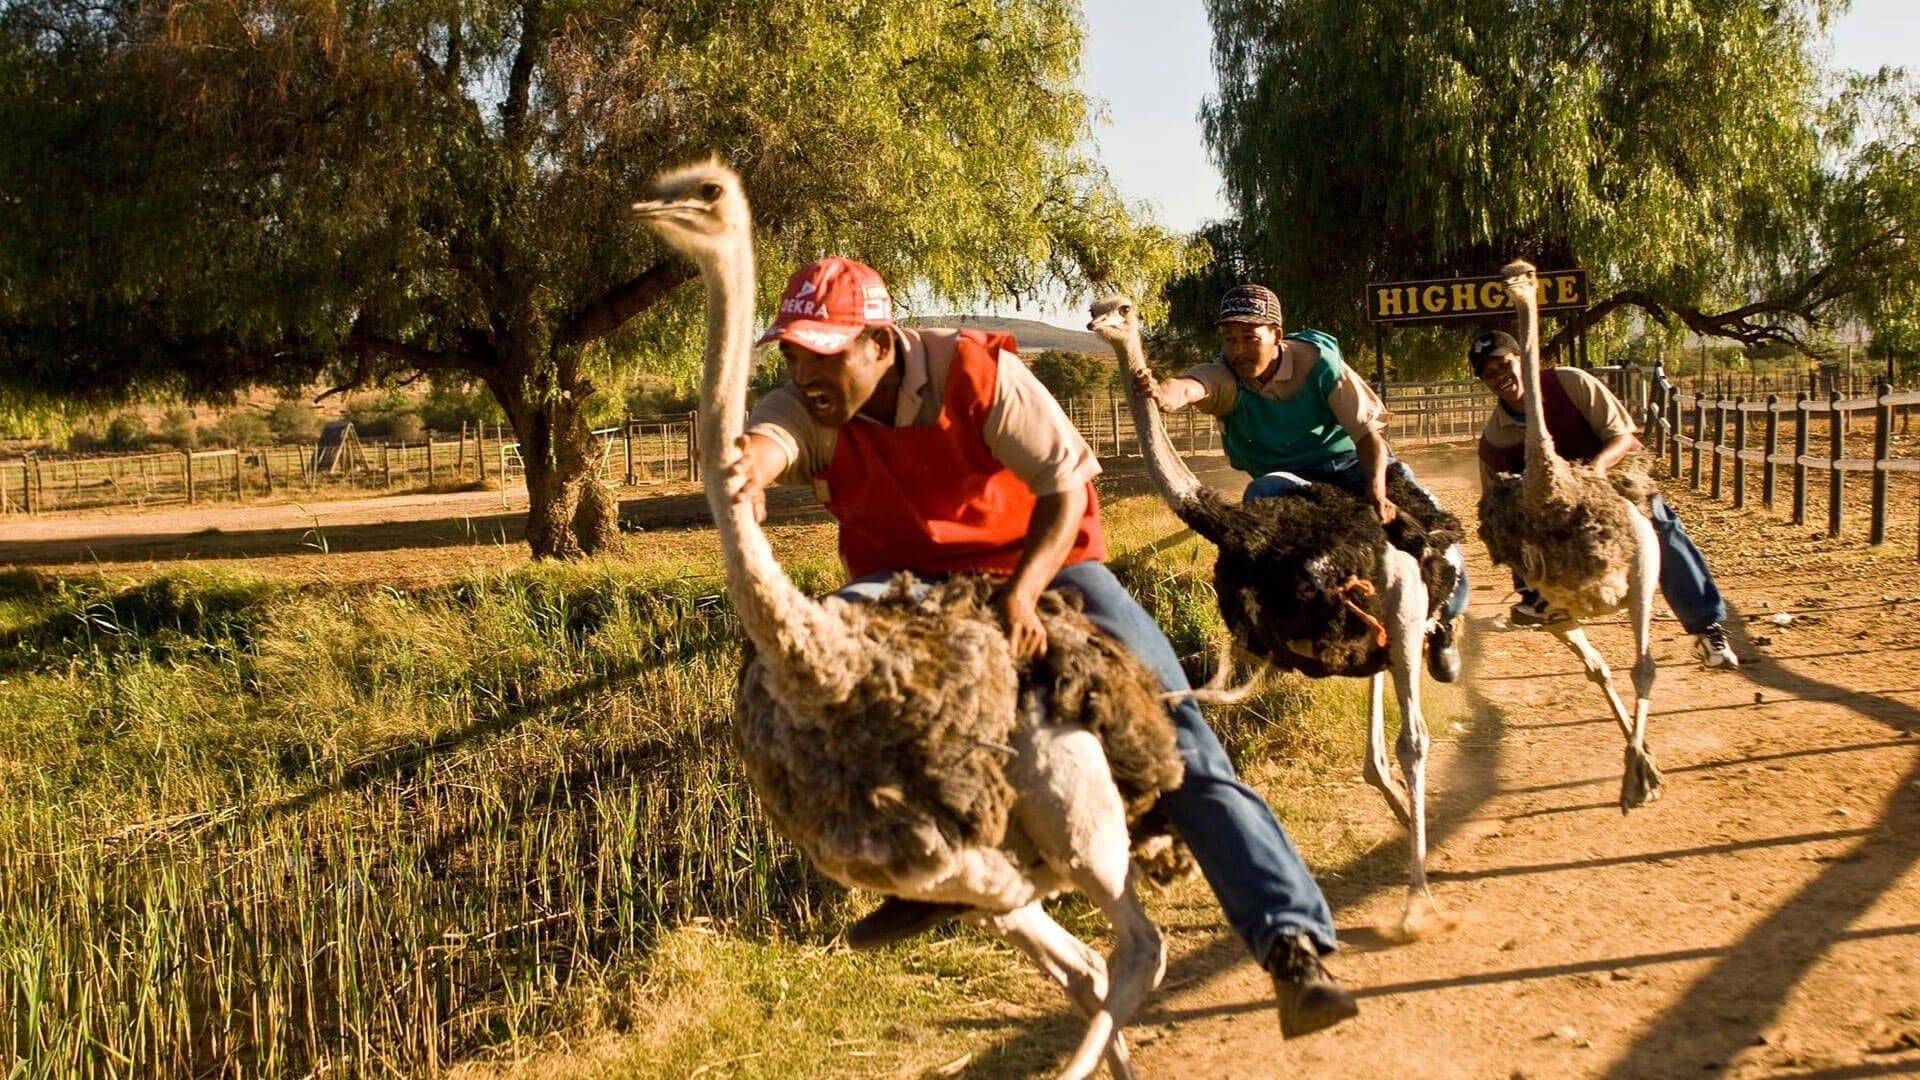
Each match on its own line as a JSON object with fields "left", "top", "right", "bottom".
{"left": 629, "top": 197, "right": 685, "bottom": 220}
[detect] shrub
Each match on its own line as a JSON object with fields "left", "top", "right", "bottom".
{"left": 350, "top": 392, "right": 426, "bottom": 442}
{"left": 213, "top": 411, "right": 272, "bottom": 448}
{"left": 105, "top": 412, "right": 148, "bottom": 450}
{"left": 160, "top": 407, "right": 197, "bottom": 449}
{"left": 420, "top": 378, "right": 505, "bottom": 430}
{"left": 268, "top": 401, "right": 322, "bottom": 445}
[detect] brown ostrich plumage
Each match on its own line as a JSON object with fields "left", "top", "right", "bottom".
{"left": 637, "top": 160, "right": 1185, "bottom": 1079}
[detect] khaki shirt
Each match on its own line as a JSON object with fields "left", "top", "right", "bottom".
{"left": 747, "top": 327, "right": 1100, "bottom": 497}
{"left": 1178, "top": 340, "right": 1386, "bottom": 442}
{"left": 1477, "top": 367, "right": 1638, "bottom": 488}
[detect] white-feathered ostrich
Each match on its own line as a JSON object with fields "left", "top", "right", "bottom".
{"left": 632, "top": 161, "right": 1185, "bottom": 1080}
{"left": 1089, "top": 296, "right": 1461, "bottom": 932}
{"left": 1477, "top": 260, "right": 1663, "bottom": 812}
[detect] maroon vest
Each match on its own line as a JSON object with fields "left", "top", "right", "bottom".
{"left": 1477, "top": 369, "right": 1626, "bottom": 474}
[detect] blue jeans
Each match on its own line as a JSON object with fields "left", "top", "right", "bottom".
{"left": 1242, "top": 452, "right": 1471, "bottom": 623}
{"left": 836, "top": 560, "right": 1338, "bottom": 960}
{"left": 1508, "top": 492, "right": 1726, "bottom": 634}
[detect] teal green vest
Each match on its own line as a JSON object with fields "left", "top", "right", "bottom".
{"left": 1220, "top": 329, "right": 1358, "bottom": 475}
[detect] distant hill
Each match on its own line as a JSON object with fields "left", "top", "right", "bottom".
{"left": 906, "top": 314, "right": 1103, "bottom": 354}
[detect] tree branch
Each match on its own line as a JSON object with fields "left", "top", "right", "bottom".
{"left": 557, "top": 259, "right": 696, "bottom": 347}
{"left": 500, "top": 0, "right": 546, "bottom": 142}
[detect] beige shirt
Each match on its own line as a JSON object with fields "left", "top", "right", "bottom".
{"left": 1177, "top": 340, "right": 1387, "bottom": 441}
{"left": 1477, "top": 367, "right": 1638, "bottom": 487}
{"left": 746, "top": 327, "right": 1100, "bottom": 497}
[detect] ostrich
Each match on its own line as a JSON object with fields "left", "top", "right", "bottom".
{"left": 632, "top": 161, "right": 1185, "bottom": 1080}
{"left": 1088, "top": 296, "right": 1461, "bottom": 932}
{"left": 1477, "top": 260, "right": 1663, "bottom": 811}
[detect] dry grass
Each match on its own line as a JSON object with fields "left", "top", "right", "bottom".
{"left": 0, "top": 494, "right": 1443, "bottom": 1077}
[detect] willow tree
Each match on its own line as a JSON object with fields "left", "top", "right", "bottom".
{"left": 0, "top": 0, "right": 1194, "bottom": 557}
{"left": 1199, "top": 0, "right": 1920, "bottom": 362}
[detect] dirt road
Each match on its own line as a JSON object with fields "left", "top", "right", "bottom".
{"left": 1104, "top": 454, "right": 1920, "bottom": 1079}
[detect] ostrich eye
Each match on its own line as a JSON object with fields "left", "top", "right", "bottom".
{"left": 699, "top": 182, "right": 724, "bottom": 202}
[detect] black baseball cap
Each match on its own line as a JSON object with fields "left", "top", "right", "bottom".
{"left": 1468, "top": 331, "right": 1522, "bottom": 375}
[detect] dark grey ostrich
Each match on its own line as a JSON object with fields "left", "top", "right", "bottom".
{"left": 633, "top": 160, "right": 1184, "bottom": 1080}
{"left": 1477, "top": 260, "right": 1663, "bottom": 812}
{"left": 1088, "top": 296, "right": 1462, "bottom": 934}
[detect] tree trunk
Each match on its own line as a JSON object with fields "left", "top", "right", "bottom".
{"left": 492, "top": 359, "right": 603, "bottom": 560}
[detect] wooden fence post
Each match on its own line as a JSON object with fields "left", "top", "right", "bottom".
{"left": 687, "top": 410, "right": 699, "bottom": 482}
{"left": 624, "top": 416, "right": 636, "bottom": 485}
{"left": 1762, "top": 394, "right": 1779, "bottom": 509}
{"left": 184, "top": 450, "right": 195, "bottom": 504}
{"left": 426, "top": 435, "right": 435, "bottom": 483}
{"left": 1828, "top": 390, "right": 1844, "bottom": 538}
{"left": 1689, "top": 394, "right": 1704, "bottom": 490}
{"left": 1792, "top": 392, "right": 1809, "bottom": 525}
{"left": 1732, "top": 398, "right": 1747, "bottom": 508}
{"left": 1871, "top": 380, "right": 1891, "bottom": 546}
{"left": 1710, "top": 396, "right": 1725, "bottom": 500}
{"left": 383, "top": 443, "right": 392, "bottom": 488}
{"left": 263, "top": 447, "right": 273, "bottom": 495}
{"left": 1667, "top": 383, "right": 1682, "bottom": 478}
{"left": 477, "top": 424, "right": 488, "bottom": 482}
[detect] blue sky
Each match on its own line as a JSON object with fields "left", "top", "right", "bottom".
{"left": 990, "top": 0, "right": 1917, "bottom": 328}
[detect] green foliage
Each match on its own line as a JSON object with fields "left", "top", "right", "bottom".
{"left": 159, "top": 406, "right": 197, "bottom": 450}
{"left": 266, "top": 399, "right": 322, "bottom": 445}
{"left": 1026, "top": 348, "right": 1115, "bottom": 401}
{"left": 1197, "top": 0, "right": 1920, "bottom": 359}
{"left": 212, "top": 409, "right": 271, "bottom": 448}
{"left": 349, "top": 390, "right": 425, "bottom": 441}
{"left": 0, "top": 0, "right": 1202, "bottom": 553}
{"left": 419, "top": 375, "right": 506, "bottom": 431}
{"left": 104, "top": 411, "right": 147, "bottom": 450}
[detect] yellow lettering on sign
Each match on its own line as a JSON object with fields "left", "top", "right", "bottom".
{"left": 1452, "top": 282, "right": 1478, "bottom": 311}
{"left": 1375, "top": 289, "right": 1403, "bottom": 317}
{"left": 1481, "top": 281, "right": 1507, "bottom": 309}
{"left": 1421, "top": 285, "right": 1445, "bottom": 312}
{"left": 1555, "top": 274, "right": 1580, "bottom": 305}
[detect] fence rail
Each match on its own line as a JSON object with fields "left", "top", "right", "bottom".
{"left": 1597, "top": 363, "right": 1920, "bottom": 558}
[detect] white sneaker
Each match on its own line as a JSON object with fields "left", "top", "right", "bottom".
{"left": 1694, "top": 624, "right": 1739, "bottom": 669}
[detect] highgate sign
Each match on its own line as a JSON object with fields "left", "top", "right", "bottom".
{"left": 1366, "top": 268, "right": 1587, "bottom": 325}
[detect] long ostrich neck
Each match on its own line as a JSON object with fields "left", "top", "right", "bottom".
{"left": 1514, "top": 281, "right": 1567, "bottom": 504}
{"left": 1107, "top": 327, "right": 1203, "bottom": 507}
{"left": 698, "top": 241, "right": 859, "bottom": 690}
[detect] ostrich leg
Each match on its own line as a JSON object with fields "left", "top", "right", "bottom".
{"left": 1362, "top": 671, "right": 1413, "bottom": 827}
{"left": 973, "top": 904, "right": 1136, "bottom": 1080}
{"left": 1381, "top": 550, "right": 1446, "bottom": 934}
{"left": 1006, "top": 720, "right": 1166, "bottom": 1080}
{"left": 1548, "top": 623, "right": 1664, "bottom": 811}
{"left": 1622, "top": 508, "right": 1665, "bottom": 809}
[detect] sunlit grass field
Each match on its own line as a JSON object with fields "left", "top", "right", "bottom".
{"left": 0, "top": 493, "right": 1445, "bottom": 1077}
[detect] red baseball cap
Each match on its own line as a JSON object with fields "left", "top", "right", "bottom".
{"left": 757, "top": 256, "right": 895, "bottom": 353}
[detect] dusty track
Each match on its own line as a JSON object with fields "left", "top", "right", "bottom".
{"left": 1109, "top": 453, "right": 1920, "bottom": 1079}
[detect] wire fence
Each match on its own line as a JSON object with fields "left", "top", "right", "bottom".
{"left": 2, "top": 426, "right": 511, "bottom": 515}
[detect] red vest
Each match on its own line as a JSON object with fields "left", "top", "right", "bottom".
{"left": 1478, "top": 369, "right": 1635, "bottom": 475}
{"left": 820, "top": 330, "right": 1106, "bottom": 581}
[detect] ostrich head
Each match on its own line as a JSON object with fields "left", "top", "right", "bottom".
{"left": 630, "top": 159, "right": 751, "bottom": 265}
{"left": 1087, "top": 295, "right": 1140, "bottom": 343}
{"left": 1500, "top": 259, "right": 1538, "bottom": 308}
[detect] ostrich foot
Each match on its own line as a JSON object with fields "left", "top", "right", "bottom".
{"left": 1619, "top": 742, "right": 1665, "bottom": 813}
{"left": 1395, "top": 888, "right": 1460, "bottom": 942}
